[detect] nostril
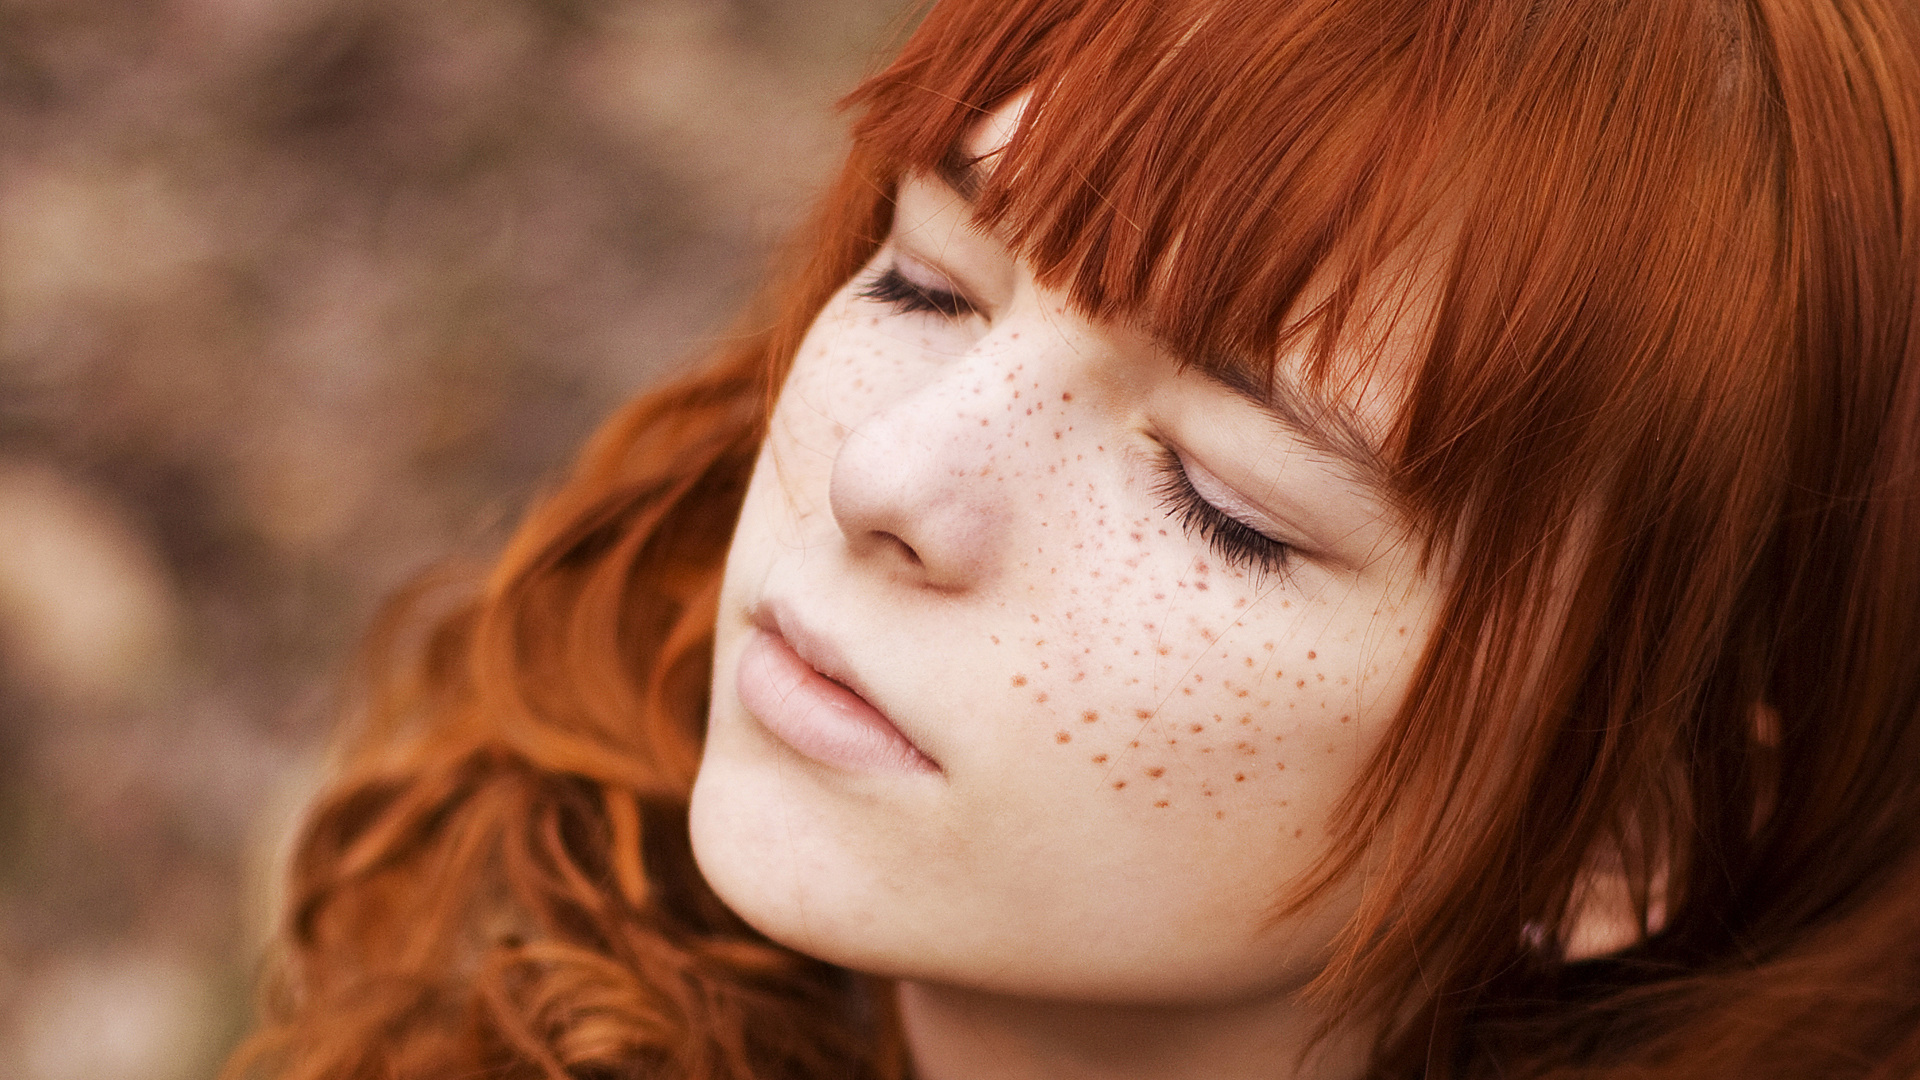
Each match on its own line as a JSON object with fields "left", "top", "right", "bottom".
{"left": 880, "top": 532, "right": 923, "bottom": 567}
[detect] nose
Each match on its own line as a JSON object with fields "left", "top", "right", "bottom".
{"left": 827, "top": 356, "right": 1014, "bottom": 589}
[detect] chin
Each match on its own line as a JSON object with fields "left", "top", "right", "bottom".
{"left": 688, "top": 727, "right": 898, "bottom": 972}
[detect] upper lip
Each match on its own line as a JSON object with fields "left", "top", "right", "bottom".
{"left": 752, "top": 598, "right": 926, "bottom": 756}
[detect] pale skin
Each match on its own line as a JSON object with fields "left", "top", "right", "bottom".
{"left": 688, "top": 102, "right": 1450, "bottom": 1080}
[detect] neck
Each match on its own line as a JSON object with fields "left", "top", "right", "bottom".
{"left": 896, "top": 981, "right": 1372, "bottom": 1080}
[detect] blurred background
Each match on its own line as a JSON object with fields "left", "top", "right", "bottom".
{"left": 0, "top": 0, "right": 915, "bottom": 1075}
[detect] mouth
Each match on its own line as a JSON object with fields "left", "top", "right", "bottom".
{"left": 735, "top": 609, "right": 941, "bottom": 776}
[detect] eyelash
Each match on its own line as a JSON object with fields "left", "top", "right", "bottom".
{"left": 857, "top": 266, "right": 977, "bottom": 319}
{"left": 1152, "top": 448, "right": 1295, "bottom": 581}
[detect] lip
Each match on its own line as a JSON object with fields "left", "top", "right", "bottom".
{"left": 735, "top": 609, "right": 940, "bottom": 776}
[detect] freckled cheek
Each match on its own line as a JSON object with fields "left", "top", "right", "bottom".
{"left": 985, "top": 542, "right": 1350, "bottom": 822}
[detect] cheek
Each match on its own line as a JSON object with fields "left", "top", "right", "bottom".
{"left": 966, "top": 475, "right": 1416, "bottom": 826}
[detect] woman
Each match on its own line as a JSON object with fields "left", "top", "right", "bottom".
{"left": 225, "top": 0, "right": 1920, "bottom": 1077}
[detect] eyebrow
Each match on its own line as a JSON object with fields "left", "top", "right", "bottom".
{"left": 1197, "top": 364, "right": 1394, "bottom": 493}
{"left": 936, "top": 147, "right": 989, "bottom": 204}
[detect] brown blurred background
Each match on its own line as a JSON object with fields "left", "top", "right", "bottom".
{"left": 0, "top": 1, "right": 914, "bottom": 1075}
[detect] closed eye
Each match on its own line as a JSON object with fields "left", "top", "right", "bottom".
{"left": 856, "top": 265, "right": 977, "bottom": 319}
{"left": 1152, "top": 447, "right": 1295, "bottom": 583}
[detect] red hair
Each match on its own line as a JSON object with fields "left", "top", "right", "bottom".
{"left": 227, "top": 1, "right": 1920, "bottom": 1077}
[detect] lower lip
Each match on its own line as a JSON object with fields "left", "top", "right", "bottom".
{"left": 735, "top": 627, "right": 939, "bottom": 776}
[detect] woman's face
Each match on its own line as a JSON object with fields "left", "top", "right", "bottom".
{"left": 690, "top": 127, "right": 1447, "bottom": 1005}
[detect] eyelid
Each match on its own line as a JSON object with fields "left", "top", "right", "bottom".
{"left": 856, "top": 248, "right": 984, "bottom": 320}
{"left": 892, "top": 251, "right": 966, "bottom": 297}
{"left": 1153, "top": 444, "right": 1299, "bottom": 581}
{"left": 900, "top": 250, "right": 990, "bottom": 318}
{"left": 1174, "top": 448, "right": 1290, "bottom": 540}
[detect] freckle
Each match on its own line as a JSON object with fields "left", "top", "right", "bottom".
{"left": 1244, "top": 657, "right": 1254, "bottom": 667}
{"left": 1061, "top": 391, "right": 1072, "bottom": 401}
{"left": 1011, "top": 675, "right": 1027, "bottom": 687}
{"left": 991, "top": 636, "right": 1001, "bottom": 644}
{"left": 1294, "top": 828, "right": 1304, "bottom": 838}
{"left": 1296, "top": 679, "right": 1306, "bottom": 688}
{"left": 1155, "top": 800, "right": 1169, "bottom": 808}
{"left": 1114, "top": 781, "right": 1127, "bottom": 789}
{"left": 1234, "top": 773, "right": 1245, "bottom": 782}
{"left": 1276, "top": 761, "right": 1286, "bottom": 770}
{"left": 1263, "top": 642, "right": 1274, "bottom": 651}
{"left": 1316, "top": 674, "right": 1325, "bottom": 682}
{"left": 1307, "top": 650, "right": 1317, "bottom": 659}
{"left": 1398, "top": 626, "right": 1407, "bottom": 635}
{"left": 1130, "top": 740, "right": 1141, "bottom": 747}
{"left": 1092, "top": 753, "right": 1108, "bottom": 763}
{"left": 1239, "top": 715, "right": 1252, "bottom": 724}
{"left": 1216, "top": 810, "right": 1225, "bottom": 819}
{"left": 1135, "top": 709, "right": 1153, "bottom": 720}
{"left": 1147, "top": 766, "right": 1165, "bottom": 778}
{"left": 1236, "top": 689, "right": 1249, "bottom": 698}
{"left": 1189, "top": 723, "right": 1204, "bottom": 733}
{"left": 1194, "top": 582, "right": 1208, "bottom": 591}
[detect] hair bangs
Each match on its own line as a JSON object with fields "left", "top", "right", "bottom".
{"left": 848, "top": 0, "right": 1796, "bottom": 557}
{"left": 848, "top": 0, "right": 1445, "bottom": 434}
